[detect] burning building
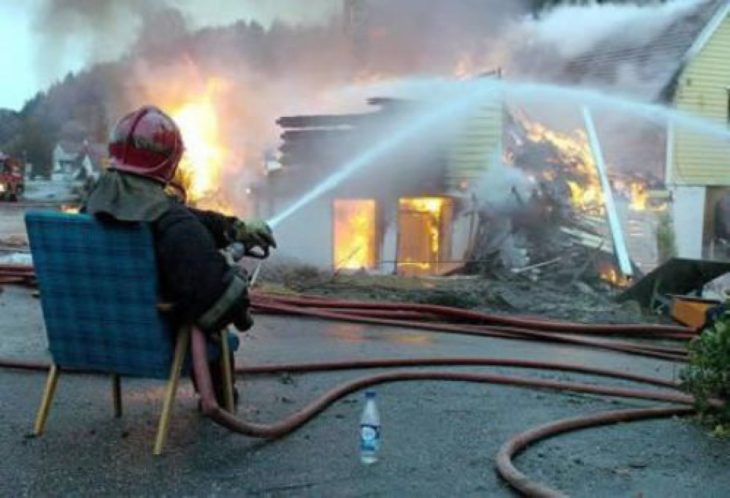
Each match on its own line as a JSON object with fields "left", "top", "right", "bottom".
{"left": 264, "top": 86, "right": 637, "bottom": 280}
{"left": 262, "top": 0, "right": 730, "bottom": 279}
{"left": 265, "top": 97, "right": 457, "bottom": 275}
{"left": 55, "top": 0, "right": 725, "bottom": 280}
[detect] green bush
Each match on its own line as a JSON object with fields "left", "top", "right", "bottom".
{"left": 681, "top": 308, "right": 730, "bottom": 426}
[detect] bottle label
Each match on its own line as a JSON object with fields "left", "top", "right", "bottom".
{"left": 360, "top": 424, "right": 380, "bottom": 452}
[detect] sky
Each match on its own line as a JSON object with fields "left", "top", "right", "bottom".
{"left": 0, "top": 1, "right": 41, "bottom": 111}
{"left": 0, "top": 0, "right": 339, "bottom": 112}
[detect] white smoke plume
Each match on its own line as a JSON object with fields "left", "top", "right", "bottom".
{"left": 517, "top": 0, "right": 701, "bottom": 60}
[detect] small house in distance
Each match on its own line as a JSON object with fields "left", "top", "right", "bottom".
{"left": 52, "top": 140, "right": 105, "bottom": 183}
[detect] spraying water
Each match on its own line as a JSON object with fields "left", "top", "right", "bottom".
{"left": 267, "top": 77, "right": 730, "bottom": 227}
{"left": 502, "top": 81, "right": 730, "bottom": 142}
{"left": 267, "top": 80, "right": 500, "bottom": 227}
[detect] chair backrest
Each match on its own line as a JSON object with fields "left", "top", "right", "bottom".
{"left": 26, "top": 211, "right": 174, "bottom": 379}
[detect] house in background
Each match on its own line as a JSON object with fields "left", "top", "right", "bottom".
{"left": 667, "top": 1, "right": 730, "bottom": 260}
{"left": 557, "top": 0, "right": 730, "bottom": 260}
{"left": 52, "top": 140, "right": 105, "bottom": 183}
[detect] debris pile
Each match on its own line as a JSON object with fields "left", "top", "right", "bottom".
{"left": 463, "top": 111, "right": 665, "bottom": 290}
{"left": 255, "top": 258, "right": 648, "bottom": 324}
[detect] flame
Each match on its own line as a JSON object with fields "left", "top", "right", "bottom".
{"left": 600, "top": 266, "right": 620, "bottom": 285}
{"left": 598, "top": 261, "right": 632, "bottom": 288}
{"left": 334, "top": 199, "right": 377, "bottom": 270}
{"left": 517, "top": 115, "right": 667, "bottom": 216}
{"left": 566, "top": 180, "right": 603, "bottom": 211}
{"left": 168, "top": 80, "right": 228, "bottom": 206}
{"left": 138, "top": 71, "right": 237, "bottom": 212}
{"left": 629, "top": 182, "right": 648, "bottom": 211}
{"left": 598, "top": 262, "right": 631, "bottom": 288}
{"left": 519, "top": 117, "right": 604, "bottom": 214}
{"left": 453, "top": 54, "right": 476, "bottom": 80}
{"left": 398, "top": 197, "right": 445, "bottom": 272}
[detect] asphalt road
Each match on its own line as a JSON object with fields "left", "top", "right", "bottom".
{"left": 1, "top": 285, "right": 729, "bottom": 497}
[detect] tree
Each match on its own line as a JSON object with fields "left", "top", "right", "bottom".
{"left": 18, "top": 116, "right": 56, "bottom": 177}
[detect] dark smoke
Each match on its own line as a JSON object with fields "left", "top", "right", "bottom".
{"left": 32, "top": 0, "right": 161, "bottom": 80}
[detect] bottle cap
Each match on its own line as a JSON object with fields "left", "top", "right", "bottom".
{"left": 365, "top": 391, "right": 376, "bottom": 399}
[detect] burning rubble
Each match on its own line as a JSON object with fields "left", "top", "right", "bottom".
{"left": 466, "top": 109, "right": 669, "bottom": 288}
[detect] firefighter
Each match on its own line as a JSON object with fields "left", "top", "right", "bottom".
{"left": 84, "top": 105, "right": 276, "bottom": 405}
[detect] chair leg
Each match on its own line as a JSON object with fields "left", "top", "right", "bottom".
{"left": 112, "top": 375, "right": 122, "bottom": 418}
{"left": 33, "top": 364, "right": 60, "bottom": 436}
{"left": 153, "top": 327, "right": 190, "bottom": 456}
{"left": 220, "top": 328, "right": 235, "bottom": 413}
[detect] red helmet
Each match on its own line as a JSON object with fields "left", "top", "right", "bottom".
{"left": 108, "top": 106, "right": 184, "bottom": 184}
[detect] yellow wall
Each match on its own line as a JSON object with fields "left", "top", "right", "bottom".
{"left": 446, "top": 98, "right": 503, "bottom": 191}
{"left": 671, "top": 11, "right": 730, "bottom": 186}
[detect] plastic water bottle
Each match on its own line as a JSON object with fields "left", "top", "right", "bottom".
{"left": 359, "top": 391, "right": 380, "bottom": 464}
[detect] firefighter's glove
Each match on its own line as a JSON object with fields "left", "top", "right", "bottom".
{"left": 230, "top": 219, "right": 277, "bottom": 257}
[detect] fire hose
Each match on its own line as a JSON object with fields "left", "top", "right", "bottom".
{"left": 0, "top": 264, "right": 36, "bottom": 287}
{"left": 0, "top": 266, "right": 715, "bottom": 497}
{"left": 251, "top": 296, "right": 691, "bottom": 361}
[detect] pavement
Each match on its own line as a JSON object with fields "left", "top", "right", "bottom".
{"left": 2, "top": 283, "right": 730, "bottom": 497}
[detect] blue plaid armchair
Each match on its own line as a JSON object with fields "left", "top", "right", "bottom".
{"left": 26, "top": 210, "right": 238, "bottom": 455}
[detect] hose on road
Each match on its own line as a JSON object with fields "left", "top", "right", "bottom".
{"left": 0, "top": 277, "right": 710, "bottom": 497}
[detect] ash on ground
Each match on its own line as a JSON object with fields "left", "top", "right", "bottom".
{"left": 255, "top": 261, "right": 648, "bottom": 324}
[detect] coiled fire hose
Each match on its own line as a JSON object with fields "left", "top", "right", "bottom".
{"left": 0, "top": 265, "right": 717, "bottom": 497}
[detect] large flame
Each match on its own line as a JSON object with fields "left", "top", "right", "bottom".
{"left": 168, "top": 80, "right": 228, "bottom": 207}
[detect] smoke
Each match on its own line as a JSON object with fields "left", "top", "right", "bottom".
{"left": 31, "top": 0, "right": 338, "bottom": 87}
{"left": 474, "top": 156, "right": 533, "bottom": 215}
{"left": 29, "top": 0, "right": 712, "bottom": 218}
{"left": 169, "top": 0, "right": 339, "bottom": 29}
{"left": 348, "top": 0, "right": 530, "bottom": 75}
{"left": 32, "top": 0, "right": 156, "bottom": 82}
{"left": 95, "top": 1, "right": 534, "bottom": 216}
{"left": 502, "top": 0, "right": 707, "bottom": 98}
{"left": 494, "top": 0, "right": 708, "bottom": 179}
{"left": 517, "top": 0, "right": 701, "bottom": 60}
